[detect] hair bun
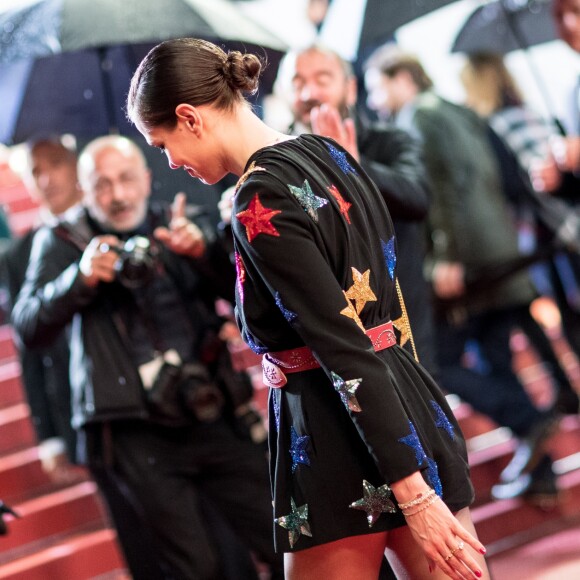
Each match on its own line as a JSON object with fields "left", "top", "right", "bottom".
{"left": 222, "top": 50, "right": 262, "bottom": 96}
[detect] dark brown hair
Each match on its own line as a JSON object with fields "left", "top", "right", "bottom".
{"left": 365, "top": 45, "right": 433, "bottom": 92}
{"left": 127, "top": 38, "right": 263, "bottom": 129}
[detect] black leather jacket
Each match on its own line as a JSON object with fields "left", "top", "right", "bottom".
{"left": 12, "top": 204, "right": 236, "bottom": 429}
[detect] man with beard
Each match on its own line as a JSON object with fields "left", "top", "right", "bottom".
{"left": 12, "top": 135, "right": 283, "bottom": 580}
{"left": 281, "top": 45, "right": 437, "bottom": 374}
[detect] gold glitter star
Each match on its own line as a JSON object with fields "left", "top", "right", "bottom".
{"left": 234, "top": 161, "right": 266, "bottom": 195}
{"left": 340, "top": 292, "right": 365, "bottom": 333}
{"left": 393, "top": 315, "right": 411, "bottom": 347}
{"left": 345, "top": 268, "right": 377, "bottom": 314}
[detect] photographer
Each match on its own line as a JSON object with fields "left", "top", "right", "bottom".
{"left": 12, "top": 135, "right": 282, "bottom": 580}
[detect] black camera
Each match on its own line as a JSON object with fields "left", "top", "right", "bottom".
{"left": 114, "top": 236, "right": 160, "bottom": 288}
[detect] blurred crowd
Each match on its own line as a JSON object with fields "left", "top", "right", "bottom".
{"left": 0, "top": 0, "right": 579, "bottom": 578}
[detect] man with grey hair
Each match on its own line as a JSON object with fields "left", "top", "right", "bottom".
{"left": 12, "top": 135, "right": 283, "bottom": 580}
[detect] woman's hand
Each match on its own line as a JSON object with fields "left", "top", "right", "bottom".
{"left": 403, "top": 496, "right": 485, "bottom": 579}
{"left": 391, "top": 472, "right": 486, "bottom": 579}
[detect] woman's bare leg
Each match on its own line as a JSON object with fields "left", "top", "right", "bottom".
{"left": 386, "top": 508, "right": 490, "bottom": 579}
{"left": 284, "top": 531, "right": 389, "bottom": 580}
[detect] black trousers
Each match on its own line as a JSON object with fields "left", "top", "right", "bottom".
{"left": 83, "top": 418, "right": 283, "bottom": 580}
{"left": 435, "top": 307, "right": 550, "bottom": 438}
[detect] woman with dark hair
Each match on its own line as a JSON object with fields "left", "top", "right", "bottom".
{"left": 127, "top": 37, "right": 489, "bottom": 580}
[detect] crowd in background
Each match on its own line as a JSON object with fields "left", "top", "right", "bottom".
{"left": 0, "top": 0, "right": 579, "bottom": 578}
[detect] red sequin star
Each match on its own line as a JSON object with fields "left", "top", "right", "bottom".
{"left": 236, "top": 194, "right": 281, "bottom": 243}
{"left": 328, "top": 184, "right": 352, "bottom": 224}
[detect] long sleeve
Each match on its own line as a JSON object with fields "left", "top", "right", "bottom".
{"left": 233, "top": 170, "right": 423, "bottom": 485}
{"left": 12, "top": 227, "right": 97, "bottom": 349}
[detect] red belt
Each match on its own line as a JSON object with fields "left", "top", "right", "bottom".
{"left": 262, "top": 320, "right": 396, "bottom": 389}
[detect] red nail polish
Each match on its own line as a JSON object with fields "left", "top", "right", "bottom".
{"left": 475, "top": 571, "right": 482, "bottom": 578}
{"left": 479, "top": 547, "right": 487, "bottom": 554}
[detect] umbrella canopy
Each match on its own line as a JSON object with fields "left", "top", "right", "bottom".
{"left": 318, "top": 0, "right": 460, "bottom": 62}
{"left": 451, "top": 0, "right": 558, "bottom": 54}
{"left": 0, "top": 0, "right": 287, "bottom": 145}
{"left": 0, "top": 0, "right": 287, "bottom": 63}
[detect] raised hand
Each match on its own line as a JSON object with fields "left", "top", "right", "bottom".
{"left": 310, "top": 104, "right": 360, "bottom": 161}
{"left": 154, "top": 192, "right": 206, "bottom": 258}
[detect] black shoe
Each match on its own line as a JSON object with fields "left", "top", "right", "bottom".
{"left": 0, "top": 501, "right": 19, "bottom": 535}
{"left": 499, "top": 416, "right": 560, "bottom": 483}
{"left": 491, "top": 470, "right": 559, "bottom": 510}
{"left": 554, "top": 388, "right": 580, "bottom": 415}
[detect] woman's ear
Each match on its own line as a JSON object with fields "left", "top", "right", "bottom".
{"left": 175, "top": 104, "right": 202, "bottom": 135}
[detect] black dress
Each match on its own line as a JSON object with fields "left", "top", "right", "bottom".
{"left": 232, "top": 134, "right": 474, "bottom": 552}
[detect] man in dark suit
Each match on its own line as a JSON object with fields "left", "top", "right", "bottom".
{"left": 281, "top": 44, "right": 437, "bottom": 375}
{"left": 0, "top": 137, "right": 82, "bottom": 482}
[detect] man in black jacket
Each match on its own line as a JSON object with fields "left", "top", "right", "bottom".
{"left": 0, "top": 137, "right": 82, "bottom": 482}
{"left": 282, "top": 44, "right": 436, "bottom": 374}
{"left": 12, "top": 135, "right": 282, "bottom": 580}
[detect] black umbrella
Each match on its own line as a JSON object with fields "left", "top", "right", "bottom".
{"left": 451, "top": 0, "right": 558, "bottom": 54}
{"left": 0, "top": 0, "right": 287, "bottom": 145}
{"left": 319, "top": 0, "right": 460, "bottom": 63}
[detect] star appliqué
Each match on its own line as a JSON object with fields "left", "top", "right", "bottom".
{"left": 288, "top": 180, "right": 328, "bottom": 222}
{"left": 328, "top": 184, "right": 352, "bottom": 224}
{"left": 426, "top": 457, "right": 443, "bottom": 497}
{"left": 350, "top": 480, "right": 396, "bottom": 527}
{"left": 340, "top": 292, "right": 365, "bottom": 332}
{"left": 235, "top": 252, "right": 246, "bottom": 303}
{"left": 331, "top": 371, "right": 362, "bottom": 412}
{"left": 398, "top": 421, "right": 427, "bottom": 466}
{"left": 236, "top": 194, "right": 281, "bottom": 243}
{"left": 289, "top": 426, "right": 311, "bottom": 473}
{"left": 275, "top": 497, "right": 312, "bottom": 549}
{"left": 345, "top": 267, "right": 377, "bottom": 314}
{"left": 430, "top": 400, "right": 455, "bottom": 440}
{"left": 326, "top": 142, "right": 357, "bottom": 175}
{"left": 393, "top": 315, "right": 411, "bottom": 347}
{"left": 275, "top": 292, "right": 297, "bottom": 323}
{"left": 381, "top": 237, "right": 396, "bottom": 280}
{"left": 234, "top": 161, "right": 266, "bottom": 195}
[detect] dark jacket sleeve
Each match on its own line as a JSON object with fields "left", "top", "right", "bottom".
{"left": 11, "top": 226, "right": 98, "bottom": 349}
{"left": 358, "top": 123, "right": 431, "bottom": 221}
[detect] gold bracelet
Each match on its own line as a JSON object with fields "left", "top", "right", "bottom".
{"left": 402, "top": 494, "right": 439, "bottom": 517}
{"left": 397, "top": 488, "right": 435, "bottom": 510}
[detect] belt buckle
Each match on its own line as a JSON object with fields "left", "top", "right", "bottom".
{"left": 262, "top": 355, "right": 288, "bottom": 389}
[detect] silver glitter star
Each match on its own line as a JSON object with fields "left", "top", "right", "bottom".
{"left": 350, "top": 480, "right": 396, "bottom": 527}
{"left": 275, "top": 497, "right": 312, "bottom": 548}
{"left": 288, "top": 179, "right": 328, "bottom": 222}
{"left": 331, "top": 372, "right": 362, "bottom": 412}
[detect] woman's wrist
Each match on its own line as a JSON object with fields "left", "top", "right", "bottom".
{"left": 390, "top": 471, "right": 432, "bottom": 505}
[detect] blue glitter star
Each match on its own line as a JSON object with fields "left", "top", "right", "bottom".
{"left": 275, "top": 292, "right": 297, "bottom": 323}
{"left": 325, "top": 142, "right": 357, "bottom": 175}
{"left": 381, "top": 237, "right": 396, "bottom": 280}
{"left": 430, "top": 400, "right": 455, "bottom": 440}
{"left": 349, "top": 480, "right": 396, "bottom": 527}
{"left": 246, "top": 333, "right": 268, "bottom": 355}
{"left": 272, "top": 390, "right": 281, "bottom": 432}
{"left": 288, "top": 180, "right": 328, "bottom": 222}
{"left": 426, "top": 456, "right": 443, "bottom": 497}
{"left": 398, "top": 421, "right": 427, "bottom": 466}
{"left": 331, "top": 371, "right": 362, "bottom": 412}
{"left": 275, "top": 497, "right": 312, "bottom": 549}
{"left": 289, "top": 426, "right": 311, "bottom": 473}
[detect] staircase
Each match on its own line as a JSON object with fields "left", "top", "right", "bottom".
{"left": 0, "top": 325, "right": 129, "bottom": 580}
